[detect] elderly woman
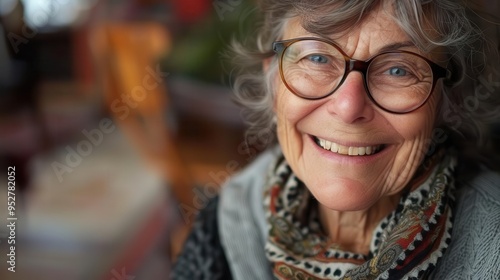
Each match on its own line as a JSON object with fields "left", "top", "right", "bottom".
{"left": 172, "top": 0, "right": 500, "bottom": 279}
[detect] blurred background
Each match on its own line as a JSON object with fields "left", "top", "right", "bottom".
{"left": 0, "top": 1, "right": 499, "bottom": 280}
{"left": 0, "top": 0, "right": 260, "bottom": 279}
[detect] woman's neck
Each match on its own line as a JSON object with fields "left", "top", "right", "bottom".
{"left": 318, "top": 194, "right": 401, "bottom": 255}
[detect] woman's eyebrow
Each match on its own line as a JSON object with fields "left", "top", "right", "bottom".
{"left": 378, "top": 41, "right": 416, "bottom": 52}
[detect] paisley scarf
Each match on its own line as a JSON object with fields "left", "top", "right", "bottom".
{"left": 264, "top": 152, "right": 456, "bottom": 280}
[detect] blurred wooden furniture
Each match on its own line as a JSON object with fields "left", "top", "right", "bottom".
{"left": 91, "top": 22, "right": 195, "bottom": 213}
{"left": 90, "top": 22, "right": 197, "bottom": 260}
{"left": 89, "top": 18, "right": 253, "bottom": 260}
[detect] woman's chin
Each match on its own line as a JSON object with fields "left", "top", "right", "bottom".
{"left": 306, "top": 177, "right": 381, "bottom": 212}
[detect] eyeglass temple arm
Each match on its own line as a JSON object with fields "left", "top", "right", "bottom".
{"left": 273, "top": 42, "right": 284, "bottom": 54}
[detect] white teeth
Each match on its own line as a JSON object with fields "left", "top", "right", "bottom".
{"left": 340, "top": 145, "right": 348, "bottom": 154}
{"left": 320, "top": 138, "right": 325, "bottom": 148}
{"left": 325, "top": 140, "right": 332, "bottom": 150}
{"left": 316, "top": 137, "right": 381, "bottom": 156}
{"left": 331, "top": 142, "right": 338, "bottom": 153}
{"left": 366, "top": 146, "right": 372, "bottom": 155}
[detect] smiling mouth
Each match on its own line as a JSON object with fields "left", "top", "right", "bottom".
{"left": 313, "top": 136, "right": 384, "bottom": 156}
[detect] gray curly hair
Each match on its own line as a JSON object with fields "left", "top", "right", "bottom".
{"left": 231, "top": 0, "right": 500, "bottom": 164}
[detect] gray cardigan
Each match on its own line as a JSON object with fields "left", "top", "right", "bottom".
{"left": 218, "top": 148, "right": 500, "bottom": 279}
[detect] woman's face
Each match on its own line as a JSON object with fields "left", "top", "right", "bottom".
{"left": 274, "top": 9, "right": 442, "bottom": 211}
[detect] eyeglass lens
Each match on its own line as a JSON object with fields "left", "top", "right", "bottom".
{"left": 280, "top": 40, "right": 434, "bottom": 112}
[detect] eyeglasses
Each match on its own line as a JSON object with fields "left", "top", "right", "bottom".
{"left": 272, "top": 37, "right": 451, "bottom": 114}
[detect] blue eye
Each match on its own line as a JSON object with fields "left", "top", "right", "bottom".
{"left": 307, "top": 54, "right": 328, "bottom": 64}
{"left": 388, "top": 67, "right": 407, "bottom": 76}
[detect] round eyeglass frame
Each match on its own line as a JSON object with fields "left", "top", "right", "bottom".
{"left": 272, "top": 37, "right": 451, "bottom": 114}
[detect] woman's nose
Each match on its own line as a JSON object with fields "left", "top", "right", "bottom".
{"left": 326, "top": 72, "right": 375, "bottom": 124}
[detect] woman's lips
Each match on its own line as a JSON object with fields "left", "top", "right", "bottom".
{"left": 314, "top": 136, "right": 384, "bottom": 156}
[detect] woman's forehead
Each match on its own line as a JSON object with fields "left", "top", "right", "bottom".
{"left": 281, "top": 15, "right": 421, "bottom": 58}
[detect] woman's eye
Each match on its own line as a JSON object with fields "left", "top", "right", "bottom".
{"left": 387, "top": 67, "right": 407, "bottom": 76}
{"left": 306, "top": 54, "right": 329, "bottom": 64}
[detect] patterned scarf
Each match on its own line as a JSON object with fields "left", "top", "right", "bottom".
{"left": 264, "top": 152, "right": 456, "bottom": 280}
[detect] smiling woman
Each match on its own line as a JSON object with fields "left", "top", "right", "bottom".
{"left": 171, "top": 0, "right": 500, "bottom": 279}
{"left": 273, "top": 14, "right": 446, "bottom": 215}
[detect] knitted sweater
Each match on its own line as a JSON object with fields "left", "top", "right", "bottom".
{"left": 172, "top": 149, "right": 500, "bottom": 279}
{"left": 432, "top": 167, "right": 500, "bottom": 279}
